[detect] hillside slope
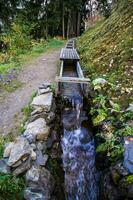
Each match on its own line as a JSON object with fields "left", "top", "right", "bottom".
{"left": 78, "top": 0, "right": 133, "bottom": 107}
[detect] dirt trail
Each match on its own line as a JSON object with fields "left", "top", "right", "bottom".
{"left": 0, "top": 48, "right": 60, "bottom": 136}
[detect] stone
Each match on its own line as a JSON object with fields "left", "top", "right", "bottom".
{"left": 26, "top": 166, "right": 40, "bottom": 182}
{"left": 36, "top": 142, "right": 47, "bottom": 152}
{"left": 31, "top": 108, "right": 44, "bottom": 116}
{"left": 126, "top": 103, "right": 133, "bottom": 112}
{"left": 24, "top": 188, "right": 45, "bottom": 200}
{"left": 110, "top": 162, "right": 129, "bottom": 177}
{"left": 31, "top": 93, "right": 53, "bottom": 112}
{"left": 3, "top": 142, "right": 14, "bottom": 158}
{"left": 24, "top": 118, "right": 50, "bottom": 142}
{"left": 92, "top": 78, "right": 107, "bottom": 86}
{"left": 26, "top": 166, "right": 54, "bottom": 193}
{"left": 0, "top": 159, "right": 10, "bottom": 173}
{"left": 7, "top": 137, "right": 31, "bottom": 167}
{"left": 34, "top": 150, "right": 48, "bottom": 166}
{"left": 46, "top": 112, "right": 55, "bottom": 124}
{"left": 119, "top": 176, "right": 133, "bottom": 198}
{"left": 36, "top": 126, "right": 50, "bottom": 141}
{"left": 38, "top": 88, "right": 52, "bottom": 95}
{"left": 123, "top": 137, "right": 133, "bottom": 173}
{"left": 12, "top": 157, "right": 31, "bottom": 176}
{"left": 30, "top": 143, "right": 36, "bottom": 150}
{"left": 31, "top": 149, "right": 37, "bottom": 161}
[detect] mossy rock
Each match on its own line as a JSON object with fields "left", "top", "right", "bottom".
{"left": 120, "top": 175, "right": 133, "bottom": 187}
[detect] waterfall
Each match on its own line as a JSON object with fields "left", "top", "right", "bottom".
{"left": 61, "top": 96, "right": 99, "bottom": 200}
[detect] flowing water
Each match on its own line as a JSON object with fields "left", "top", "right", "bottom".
{"left": 61, "top": 63, "right": 99, "bottom": 200}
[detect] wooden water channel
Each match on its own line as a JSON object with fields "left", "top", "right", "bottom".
{"left": 56, "top": 39, "right": 90, "bottom": 97}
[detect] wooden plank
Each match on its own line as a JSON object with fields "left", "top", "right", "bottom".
{"left": 56, "top": 76, "right": 90, "bottom": 84}
{"left": 76, "top": 62, "right": 84, "bottom": 78}
{"left": 60, "top": 61, "right": 64, "bottom": 77}
{"left": 60, "top": 48, "right": 80, "bottom": 61}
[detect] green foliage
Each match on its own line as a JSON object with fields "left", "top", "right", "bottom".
{"left": 0, "top": 173, "right": 25, "bottom": 200}
{"left": 78, "top": 0, "right": 133, "bottom": 107}
{"left": 121, "top": 175, "right": 133, "bottom": 186}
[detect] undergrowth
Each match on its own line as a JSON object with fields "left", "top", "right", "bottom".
{"left": 78, "top": 0, "right": 133, "bottom": 165}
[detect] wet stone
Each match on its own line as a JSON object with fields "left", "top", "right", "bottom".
{"left": 24, "top": 188, "right": 45, "bottom": 200}
{"left": 124, "top": 137, "right": 133, "bottom": 173}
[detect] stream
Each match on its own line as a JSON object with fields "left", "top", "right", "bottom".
{"left": 60, "top": 62, "right": 99, "bottom": 200}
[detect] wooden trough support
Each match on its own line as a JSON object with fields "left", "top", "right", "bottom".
{"left": 56, "top": 40, "right": 90, "bottom": 97}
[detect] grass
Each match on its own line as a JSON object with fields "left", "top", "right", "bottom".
{"left": 0, "top": 38, "right": 65, "bottom": 92}
{"left": 0, "top": 38, "right": 65, "bottom": 75}
{"left": 77, "top": 0, "right": 133, "bottom": 107}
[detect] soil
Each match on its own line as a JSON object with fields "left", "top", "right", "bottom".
{"left": 0, "top": 48, "right": 60, "bottom": 136}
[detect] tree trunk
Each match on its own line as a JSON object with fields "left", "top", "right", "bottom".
{"left": 67, "top": 11, "right": 71, "bottom": 39}
{"left": 77, "top": 12, "right": 81, "bottom": 36}
{"left": 62, "top": 1, "right": 65, "bottom": 39}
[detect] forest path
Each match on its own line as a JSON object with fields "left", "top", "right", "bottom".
{"left": 0, "top": 48, "right": 60, "bottom": 136}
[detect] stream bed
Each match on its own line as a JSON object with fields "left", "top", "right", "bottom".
{"left": 60, "top": 62, "right": 99, "bottom": 200}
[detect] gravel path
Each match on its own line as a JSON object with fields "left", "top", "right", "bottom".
{"left": 0, "top": 49, "right": 60, "bottom": 136}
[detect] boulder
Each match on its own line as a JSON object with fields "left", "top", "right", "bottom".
{"left": 31, "top": 93, "right": 53, "bottom": 112}
{"left": 24, "top": 118, "right": 50, "bottom": 142}
{"left": 12, "top": 157, "right": 31, "bottom": 176}
{"left": 7, "top": 137, "right": 31, "bottom": 167}
{"left": 24, "top": 188, "right": 45, "bottom": 200}
{"left": 3, "top": 142, "right": 14, "bottom": 158}
{"left": 38, "top": 87, "right": 52, "bottom": 95}
{"left": 34, "top": 150, "right": 48, "bottom": 166}
{"left": 0, "top": 159, "right": 10, "bottom": 173}
{"left": 25, "top": 166, "right": 54, "bottom": 197}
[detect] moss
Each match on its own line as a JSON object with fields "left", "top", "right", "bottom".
{"left": 121, "top": 175, "right": 133, "bottom": 186}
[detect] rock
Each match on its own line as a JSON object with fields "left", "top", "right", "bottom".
{"left": 119, "top": 175, "right": 133, "bottom": 198}
{"left": 31, "top": 149, "right": 37, "bottom": 161}
{"left": 110, "top": 162, "right": 129, "bottom": 177}
{"left": 110, "top": 169, "right": 121, "bottom": 185}
{"left": 24, "top": 118, "right": 50, "bottom": 142}
{"left": 124, "top": 137, "right": 133, "bottom": 173}
{"left": 3, "top": 142, "right": 14, "bottom": 158}
{"left": 30, "top": 143, "right": 36, "bottom": 150}
{"left": 36, "top": 142, "right": 47, "bottom": 152}
{"left": 31, "top": 93, "right": 53, "bottom": 112}
{"left": 46, "top": 131, "right": 57, "bottom": 149}
{"left": 92, "top": 78, "right": 107, "bottom": 86}
{"left": 38, "top": 88, "right": 52, "bottom": 95}
{"left": 7, "top": 137, "right": 31, "bottom": 167}
{"left": 0, "top": 159, "right": 10, "bottom": 173}
{"left": 46, "top": 112, "right": 55, "bottom": 124}
{"left": 102, "top": 172, "right": 121, "bottom": 200}
{"left": 36, "top": 126, "right": 50, "bottom": 141}
{"left": 26, "top": 166, "right": 40, "bottom": 182}
{"left": 12, "top": 157, "right": 31, "bottom": 176}
{"left": 34, "top": 150, "right": 48, "bottom": 166}
{"left": 24, "top": 188, "right": 45, "bottom": 200}
{"left": 126, "top": 103, "right": 133, "bottom": 112}
{"left": 26, "top": 166, "right": 54, "bottom": 197}
{"left": 31, "top": 108, "right": 44, "bottom": 116}
{"left": 39, "top": 82, "right": 51, "bottom": 90}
